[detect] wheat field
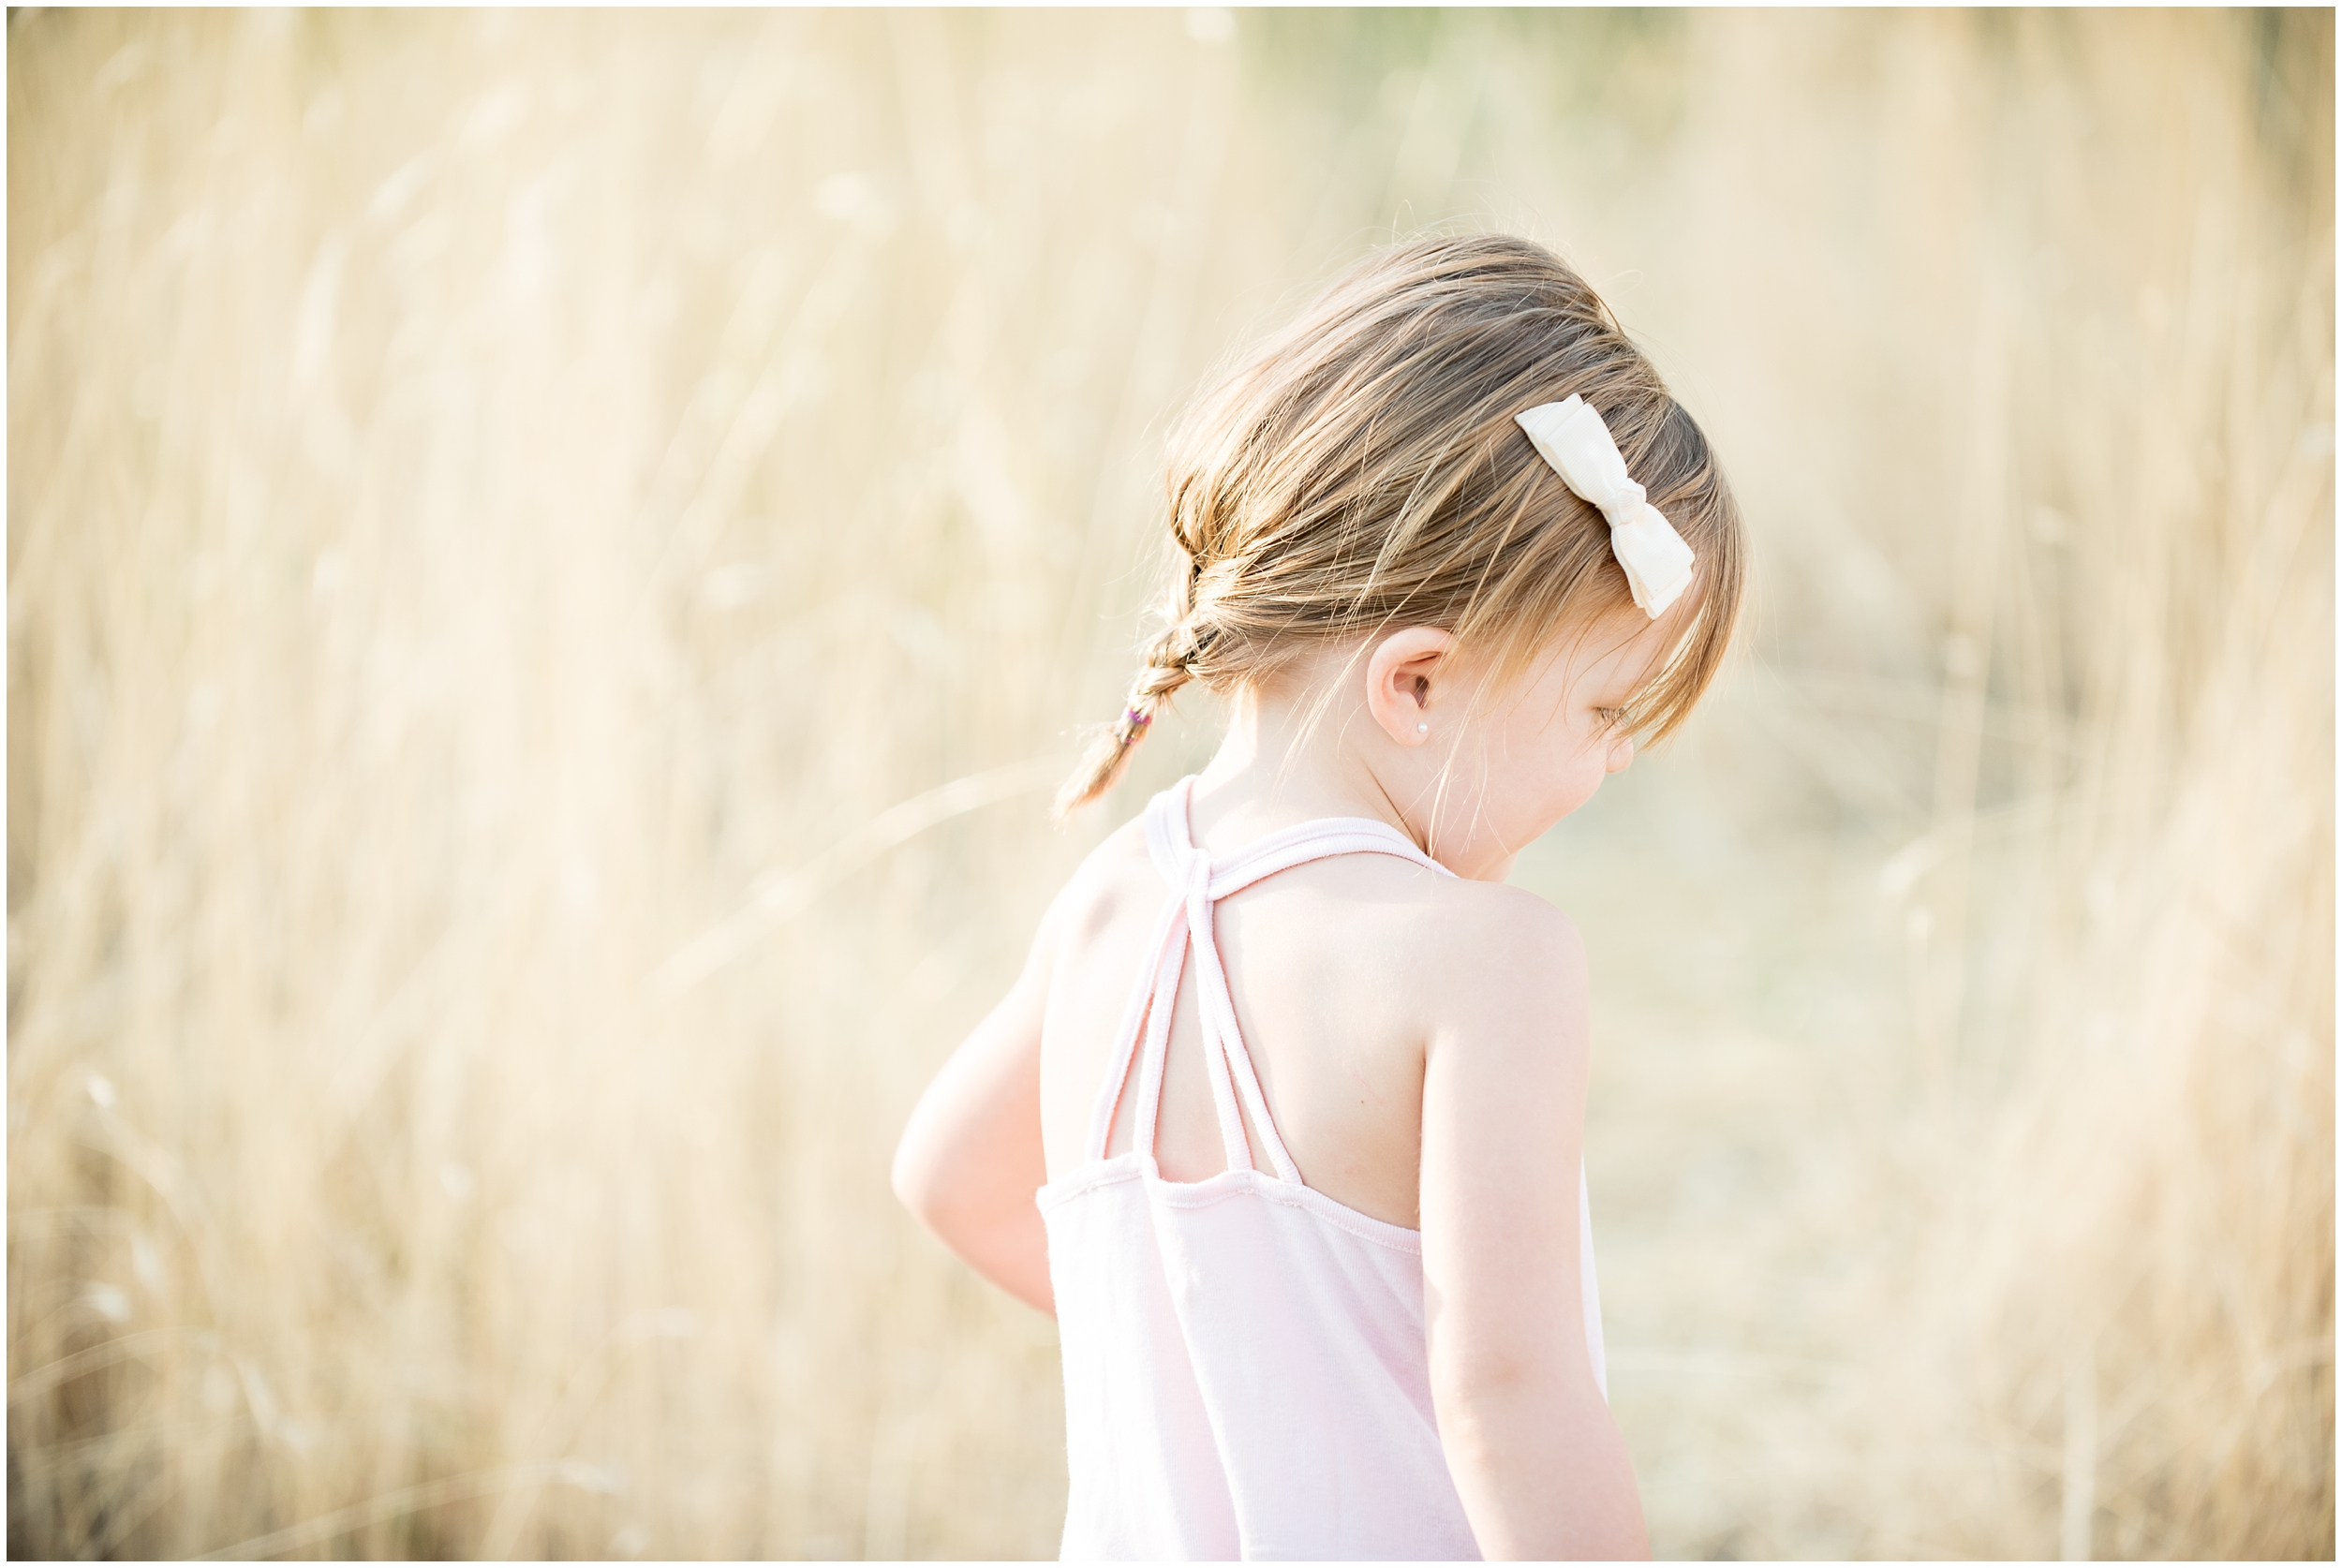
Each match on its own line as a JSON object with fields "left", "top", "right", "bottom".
{"left": 7, "top": 8, "right": 2332, "bottom": 1561}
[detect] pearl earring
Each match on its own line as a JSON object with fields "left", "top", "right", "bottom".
{"left": 1416, "top": 722, "right": 1430, "bottom": 733}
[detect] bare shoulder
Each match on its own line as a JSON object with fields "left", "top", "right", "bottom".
{"left": 943, "top": 812, "right": 1146, "bottom": 1003}
{"left": 1030, "top": 810, "right": 1159, "bottom": 960}
{"left": 1393, "top": 875, "right": 1591, "bottom": 1050}
{"left": 1421, "top": 877, "right": 1586, "bottom": 978}
{"left": 1209, "top": 849, "right": 1588, "bottom": 1038}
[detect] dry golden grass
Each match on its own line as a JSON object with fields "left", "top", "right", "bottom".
{"left": 7, "top": 8, "right": 2331, "bottom": 1560}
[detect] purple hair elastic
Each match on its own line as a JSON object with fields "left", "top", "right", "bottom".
{"left": 1120, "top": 707, "right": 1153, "bottom": 743}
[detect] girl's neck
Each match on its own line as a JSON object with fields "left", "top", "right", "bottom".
{"left": 1185, "top": 681, "right": 1519, "bottom": 883}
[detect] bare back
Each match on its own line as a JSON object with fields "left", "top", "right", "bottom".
{"left": 1038, "top": 793, "right": 1492, "bottom": 1229}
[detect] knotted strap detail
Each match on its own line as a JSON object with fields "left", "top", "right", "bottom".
{"left": 1081, "top": 777, "right": 1452, "bottom": 1179}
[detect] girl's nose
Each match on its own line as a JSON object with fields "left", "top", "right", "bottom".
{"left": 1605, "top": 734, "right": 1635, "bottom": 774}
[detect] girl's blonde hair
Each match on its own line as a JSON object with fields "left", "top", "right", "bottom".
{"left": 1055, "top": 233, "right": 1746, "bottom": 820}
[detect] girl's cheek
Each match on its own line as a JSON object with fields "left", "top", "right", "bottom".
{"left": 1605, "top": 734, "right": 1636, "bottom": 773}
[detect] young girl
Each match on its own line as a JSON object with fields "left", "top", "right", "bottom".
{"left": 893, "top": 234, "right": 1745, "bottom": 1561}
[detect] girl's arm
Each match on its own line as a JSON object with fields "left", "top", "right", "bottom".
{"left": 891, "top": 898, "right": 1061, "bottom": 1316}
{"left": 1418, "top": 891, "right": 1651, "bottom": 1561}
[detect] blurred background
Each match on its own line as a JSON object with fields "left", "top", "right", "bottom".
{"left": 7, "top": 7, "right": 2332, "bottom": 1560}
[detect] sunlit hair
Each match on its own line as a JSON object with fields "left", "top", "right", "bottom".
{"left": 1054, "top": 233, "right": 1746, "bottom": 821}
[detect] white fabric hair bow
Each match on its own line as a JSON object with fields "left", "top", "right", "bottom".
{"left": 1515, "top": 394, "right": 1696, "bottom": 618}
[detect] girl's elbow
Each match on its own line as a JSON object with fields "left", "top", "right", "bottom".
{"left": 892, "top": 1132, "right": 987, "bottom": 1247}
{"left": 1431, "top": 1342, "right": 1595, "bottom": 1427}
{"left": 891, "top": 1132, "right": 946, "bottom": 1227}
{"left": 1432, "top": 1344, "right": 1538, "bottom": 1408}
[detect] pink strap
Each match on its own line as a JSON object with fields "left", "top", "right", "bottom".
{"left": 1080, "top": 777, "right": 1452, "bottom": 1180}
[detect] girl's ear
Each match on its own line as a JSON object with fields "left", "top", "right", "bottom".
{"left": 1363, "top": 627, "right": 1456, "bottom": 747}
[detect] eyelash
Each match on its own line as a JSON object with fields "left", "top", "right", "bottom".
{"left": 1595, "top": 707, "right": 1625, "bottom": 729}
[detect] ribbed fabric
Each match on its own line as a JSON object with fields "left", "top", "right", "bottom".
{"left": 1037, "top": 777, "right": 1607, "bottom": 1561}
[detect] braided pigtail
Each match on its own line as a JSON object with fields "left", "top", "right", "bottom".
{"left": 1051, "top": 620, "right": 1198, "bottom": 823}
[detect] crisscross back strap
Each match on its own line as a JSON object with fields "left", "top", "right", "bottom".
{"left": 1081, "top": 777, "right": 1452, "bottom": 1181}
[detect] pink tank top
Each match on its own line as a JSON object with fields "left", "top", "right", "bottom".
{"left": 1036, "top": 777, "right": 1608, "bottom": 1561}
